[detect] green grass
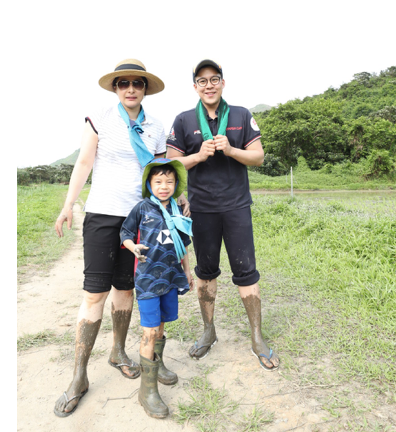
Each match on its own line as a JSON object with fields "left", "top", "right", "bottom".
{"left": 238, "top": 406, "right": 274, "bottom": 431}
{"left": 17, "top": 329, "right": 74, "bottom": 351}
{"left": 165, "top": 314, "right": 200, "bottom": 343}
{"left": 171, "top": 189, "right": 396, "bottom": 430}
{"left": 248, "top": 167, "right": 396, "bottom": 191}
{"left": 17, "top": 180, "right": 396, "bottom": 429}
{"left": 17, "top": 183, "right": 90, "bottom": 282}
{"left": 79, "top": 187, "right": 90, "bottom": 204}
{"left": 174, "top": 372, "right": 239, "bottom": 431}
{"left": 251, "top": 194, "right": 396, "bottom": 386}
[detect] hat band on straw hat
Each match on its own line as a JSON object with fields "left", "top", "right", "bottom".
{"left": 115, "top": 64, "right": 146, "bottom": 72}
{"left": 99, "top": 58, "right": 164, "bottom": 94}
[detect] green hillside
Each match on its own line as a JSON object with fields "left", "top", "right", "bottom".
{"left": 51, "top": 149, "right": 80, "bottom": 166}
{"left": 249, "top": 103, "right": 272, "bottom": 113}
{"left": 253, "top": 66, "right": 396, "bottom": 177}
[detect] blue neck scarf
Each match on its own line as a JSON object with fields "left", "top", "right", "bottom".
{"left": 118, "top": 102, "right": 153, "bottom": 167}
{"left": 146, "top": 181, "right": 193, "bottom": 262}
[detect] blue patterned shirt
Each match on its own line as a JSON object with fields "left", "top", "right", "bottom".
{"left": 120, "top": 198, "right": 191, "bottom": 300}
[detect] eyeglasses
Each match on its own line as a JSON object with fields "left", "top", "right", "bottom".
{"left": 195, "top": 76, "right": 221, "bottom": 87}
{"left": 116, "top": 79, "right": 146, "bottom": 91}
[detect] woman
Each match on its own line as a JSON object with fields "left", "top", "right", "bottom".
{"left": 54, "top": 59, "right": 188, "bottom": 417}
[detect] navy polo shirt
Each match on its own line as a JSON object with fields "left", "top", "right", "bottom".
{"left": 166, "top": 105, "right": 261, "bottom": 213}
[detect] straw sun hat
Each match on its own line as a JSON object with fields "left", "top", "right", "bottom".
{"left": 99, "top": 59, "right": 165, "bottom": 95}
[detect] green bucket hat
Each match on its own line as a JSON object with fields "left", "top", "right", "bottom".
{"left": 142, "top": 158, "right": 187, "bottom": 199}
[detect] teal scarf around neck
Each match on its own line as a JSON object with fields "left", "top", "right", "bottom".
{"left": 146, "top": 181, "right": 193, "bottom": 263}
{"left": 118, "top": 102, "right": 153, "bottom": 167}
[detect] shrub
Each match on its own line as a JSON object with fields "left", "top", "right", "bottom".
{"left": 365, "top": 149, "right": 395, "bottom": 178}
{"left": 295, "top": 156, "right": 310, "bottom": 172}
{"left": 249, "top": 153, "right": 287, "bottom": 177}
{"left": 17, "top": 169, "right": 31, "bottom": 186}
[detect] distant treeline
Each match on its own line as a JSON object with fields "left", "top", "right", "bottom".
{"left": 252, "top": 66, "right": 396, "bottom": 178}
{"left": 17, "top": 164, "right": 89, "bottom": 186}
{"left": 18, "top": 67, "right": 396, "bottom": 185}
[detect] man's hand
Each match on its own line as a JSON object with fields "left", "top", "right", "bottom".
{"left": 55, "top": 206, "right": 73, "bottom": 238}
{"left": 133, "top": 244, "right": 149, "bottom": 263}
{"left": 177, "top": 194, "right": 191, "bottom": 217}
{"left": 197, "top": 139, "right": 216, "bottom": 162}
{"left": 214, "top": 135, "right": 233, "bottom": 156}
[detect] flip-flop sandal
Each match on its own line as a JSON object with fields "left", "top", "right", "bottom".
{"left": 108, "top": 359, "right": 141, "bottom": 379}
{"left": 251, "top": 348, "right": 280, "bottom": 372}
{"left": 189, "top": 337, "right": 218, "bottom": 360}
{"left": 54, "top": 388, "right": 88, "bottom": 417}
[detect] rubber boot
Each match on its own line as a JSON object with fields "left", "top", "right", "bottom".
{"left": 138, "top": 353, "right": 169, "bottom": 419}
{"left": 155, "top": 336, "right": 178, "bottom": 385}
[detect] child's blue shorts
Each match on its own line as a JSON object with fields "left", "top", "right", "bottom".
{"left": 137, "top": 288, "right": 178, "bottom": 328}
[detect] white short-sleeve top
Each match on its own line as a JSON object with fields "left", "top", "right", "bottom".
{"left": 84, "top": 104, "right": 166, "bottom": 217}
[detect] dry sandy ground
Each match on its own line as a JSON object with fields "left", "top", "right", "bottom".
{"left": 17, "top": 204, "right": 392, "bottom": 432}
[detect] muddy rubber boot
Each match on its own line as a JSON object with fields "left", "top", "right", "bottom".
{"left": 155, "top": 336, "right": 178, "bottom": 385}
{"left": 138, "top": 353, "right": 169, "bottom": 419}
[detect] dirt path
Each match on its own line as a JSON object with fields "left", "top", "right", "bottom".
{"left": 17, "top": 204, "right": 393, "bottom": 431}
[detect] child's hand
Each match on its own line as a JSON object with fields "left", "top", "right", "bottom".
{"left": 133, "top": 244, "right": 149, "bottom": 262}
{"left": 186, "top": 272, "right": 194, "bottom": 291}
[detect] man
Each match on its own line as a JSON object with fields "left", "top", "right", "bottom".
{"left": 166, "top": 59, "right": 280, "bottom": 371}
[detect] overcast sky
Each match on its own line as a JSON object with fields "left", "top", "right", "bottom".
{"left": 11, "top": 0, "right": 395, "bottom": 168}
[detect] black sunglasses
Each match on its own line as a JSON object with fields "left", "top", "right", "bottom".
{"left": 116, "top": 79, "right": 146, "bottom": 91}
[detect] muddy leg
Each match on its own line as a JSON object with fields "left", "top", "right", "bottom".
{"left": 239, "top": 283, "right": 280, "bottom": 369}
{"left": 108, "top": 289, "right": 139, "bottom": 378}
{"left": 140, "top": 325, "right": 159, "bottom": 360}
{"left": 54, "top": 291, "right": 107, "bottom": 415}
{"left": 189, "top": 278, "right": 218, "bottom": 359}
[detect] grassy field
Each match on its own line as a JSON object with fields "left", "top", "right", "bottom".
{"left": 251, "top": 193, "right": 396, "bottom": 383}
{"left": 17, "top": 181, "right": 396, "bottom": 429}
{"left": 248, "top": 165, "right": 396, "bottom": 191}
{"left": 17, "top": 184, "right": 90, "bottom": 283}
{"left": 167, "top": 191, "right": 396, "bottom": 430}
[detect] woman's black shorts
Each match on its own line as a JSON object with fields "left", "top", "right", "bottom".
{"left": 83, "top": 213, "right": 135, "bottom": 293}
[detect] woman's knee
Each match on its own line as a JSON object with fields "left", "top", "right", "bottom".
{"left": 83, "top": 290, "right": 109, "bottom": 307}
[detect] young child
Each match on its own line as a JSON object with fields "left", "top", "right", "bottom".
{"left": 120, "top": 158, "right": 194, "bottom": 419}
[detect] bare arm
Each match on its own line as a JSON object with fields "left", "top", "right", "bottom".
{"left": 213, "top": 136, "right": 264, "bottom": 166}
{"left": 166, "top": 140, "right": 216, "bottom": 170}
{"left": 55, "top": 123, "right": 98, "bottom": 237}
{"left": 182, "top": 247, "right": 194, "bottom": 290}
{"left": 167, "top": 138, "right": 264, "bottom": 169}
{"left": 154, "top": 152, "right": 166, "bottom": 159}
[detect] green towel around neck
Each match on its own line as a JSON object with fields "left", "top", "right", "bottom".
{"left": 195, "top": 98, "right": 230, "bottom": 146}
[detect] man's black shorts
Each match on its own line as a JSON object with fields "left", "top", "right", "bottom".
{"left": 191, "top": 207, "right": 260, "bottom": 286}
{"left": 83, "top": 213, "right": 135, "bottom": 293}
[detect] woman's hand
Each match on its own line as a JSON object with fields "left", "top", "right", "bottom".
{"left": 55, "top": 205, "right": 73, "bottom": 238}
